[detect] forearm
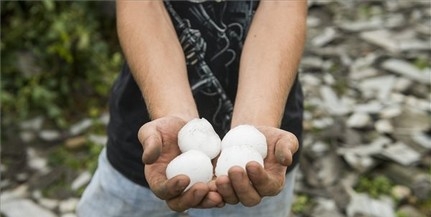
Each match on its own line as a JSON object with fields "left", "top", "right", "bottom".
{"left": 117, "top": 0, "right": 198, "bottom": 121}
{"left": 232, "top": 0, "right": 307, "bottom": 128}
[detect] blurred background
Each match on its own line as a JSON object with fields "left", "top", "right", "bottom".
{"left": 1, "top": 1, "right": 430, "bottom": 217}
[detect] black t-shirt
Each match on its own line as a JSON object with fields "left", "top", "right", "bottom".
{"left": 106, "top": 1, "right": 303, "bottom": 188}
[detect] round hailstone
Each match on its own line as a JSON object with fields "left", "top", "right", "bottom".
{"left": 166, "top": 150, "right": 213, "bottom": 191}
{"left": 215, "top": 145, "right": 264, "bottom": 177}
{"left": 221, "top": 125, "right": 267, "bottom": 158}
{"left": 178, "top": 118, "right": 221, "bottom": 159}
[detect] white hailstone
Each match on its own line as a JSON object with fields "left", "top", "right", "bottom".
{"left": 166, "top": 150, "right": 213, "bottom": 191}
{"left": 215, "top": 145, "right": 264, "bottom": 177}
{"left": 221, "top": 125, "right": 267, "bottom": 158}
{"left": 178, "top": 118, "right": 221, "bottom": 159}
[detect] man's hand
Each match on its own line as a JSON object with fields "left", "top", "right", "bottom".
{"left": 138, "top": 116, "right": 224, "bottom": 212}
{"left": 213, "top": 126, "right": 299, "bottom": 206}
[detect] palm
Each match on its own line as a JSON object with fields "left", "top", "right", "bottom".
{"left": 138, "top": 116, "right": 224, "bottom": 211}
{"left": 214, "top": 126, "right": 298, "bottom": 206}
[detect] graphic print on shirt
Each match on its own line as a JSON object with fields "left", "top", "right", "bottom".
{"left": 165, "top": 1, "right": 257, "bottom": 134}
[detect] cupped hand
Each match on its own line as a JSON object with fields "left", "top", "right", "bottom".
{"left": 138, "top": 116, "right": 224, "bottom": 212}
{"left": 214, "top": 126, "right": 299, "bottom": 206}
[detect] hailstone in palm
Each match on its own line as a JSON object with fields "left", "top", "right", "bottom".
{"left": 178, "top": 118, "right": 221, "bottom": 159}
{"left": 166, "top": 150, "right": 213, "bottom": 191}
{"left": 221, "top": 125, "right": 267, "bottom": 158}
{"left": 215, "top": 145, "right": 264, "bottom": 177}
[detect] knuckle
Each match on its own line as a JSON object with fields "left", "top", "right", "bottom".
{"left": 242, "top": 197, "right": 261, "bottom": 207}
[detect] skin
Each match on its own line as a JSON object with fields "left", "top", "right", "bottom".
{"left": 117, "top": 0, "right": 307, "bottom": 212}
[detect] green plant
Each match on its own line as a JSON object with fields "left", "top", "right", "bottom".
{"left": 292, "top": 194, "right": 311, "bottom": 214}
{"left": 1, "top": 1, "right": 121, "bottom": 128}
{"left": 355, "top": 175, "right": 394, "bottom": 198}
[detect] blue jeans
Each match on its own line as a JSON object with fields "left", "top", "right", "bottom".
{"left": 77, "top": 148, "right": 297, "bottom": 217}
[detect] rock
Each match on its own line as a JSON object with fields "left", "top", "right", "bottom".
{"left": 311, "top": 117, "right": 334, "bottom": 130}
{"left": 1, "top": 199, "right": 56, "bottom": 217}
{"left": 342, "top": 153, "right": 376, "bottom": 172}
{"left": 1, "top": 179, "right": 11, "bottom": 189}
{"left": 338, "top": 137, "right": 391, "bottom": 172}
{"left": 307, "top": 15, "right": 321, "bottom": 27}
{"left": 342, "top": 129, "right": 363, "bottom": 147}
{"left": 310, "top": 198, "right": 344, "bottom": 217}
{"left": 382, "top": 59, "right": 431, "bottom": 85}
{"left": 346, "top": 112, "right": 371, "bottom": 128}
{"left": 361, "top": 29, "right": 430, "bottom": 53}
{"left": 412, "top": 131, "right": 431, "bottom": 150}
{"left": 405, "top": 96, "right": 431, "bottom": 112}
{"left": 61, "top": 213, "right": 78, "bottom": 217}
{"left": 32, "top": 190, "right": 42, "bottom": 200}
{"left": 301, "top": 56, "right": 333, "bottom": 71}
{"left": 393, "top": 77, "right": 413, "bottom": 92}
{"left": 380, "top": 163, "right": 431, "bottom": 200}
{"left": 360, "top": 29, "right": 400, "bottom": 52}
{"left": 38, "top": 198, "right": 59, "bottom": 210}
{"left": 393, "top": 107, "right": 430, "bottom": 133}
{"left": 15, "top": 172, "right": 29, "bottom": 182}
{"left": 302, "top": 142, "right": 341, "bottom": 187}
{"left": 397, "top": 205, "right": 427, "bottom": 217}
{"left": 300, "top": 73, "right": 322, "bottom": 86}
{"left": 19, "top": 116, "right": 44, "bottom": 131}
{"left": 98, "top": 112, "right": 110, "bottom": 126}
{"left": 349, "top": 53, "right": 379, "bottom": 80}
{"left": 375, "top": 119, "right": 394, "bottom": 133}
{"left": 380, "top": 106, "right": 402, "bottom": 119}
{"left": 71, "top": 171, "right": 92, "bottom": 191}
{"left": 309, "top": 141, "right": 330, "bottom": 157}
{"left": 380, "top": 142, "right": 421, "bottom": 166}
{"left": 59, "top": 198, "right": 79, "bottom": 213}
{"left": 312, "top": 27, "right": 337, "bottom": 47}
{"left": 353, "top": 101, "right": 383, "bottom": 114}
{"left": 338, "top": 136, "right": 391, "bottom": 156}
{"left": 0, "top": 185, "right": 29, "bottom": 204}
{"left": 88, "top": 134, "right": 107, "bottom": 146}
{"left": 323, "top": 73, "right": 335, "bottom": 85}
{"left": 27, "top": 148, "right": 49, "bottom": 173}
{"left": 391, "top": 185, "right": 411, "bottom": 201}
{"left": 338, "top": 18, "right": 383, "bottom": 32}
{"left": 358, "top": 75, "right": 396, "bottom": 100}
{"left": 69, "top": 119, "right": 93, "bottom": 136}
{"left": 39, "top": 130, "right": 62, "bottom": 141}
{"left": 346, "top": 193, "right": 395, "bottom": 217}
{"left": 65, "top": 136, "right": 87, "bottom": 150}
{"left": 19, "top": 131, "right": 36, "bottom": 143}
{"left": 320, "top": 85, "right": 350, "bottom": 116}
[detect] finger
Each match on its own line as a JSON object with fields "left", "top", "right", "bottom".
{"left": 138, "top": 123, "right": 163, "bottom": 164}
{"left": 208, "top": 180, "right": 218, "bottom": 192}
{"left": 150, "top": 174, "right": 190, "bottom": 200}
{"left": 229, "top": 166, "right": 261, "bottom": 207}
{"left": 215, "top": 175, "right": 239, "bottom": 204}
{"left": 246, "top": 161, "right": 284, "bottom": 196}
{"left": 142, "top": 135, "right": 163, "bottom": 164}
{"left": 198, "top": 191, "right": 225, "bottom": 208}
{"left": 166, "top": 182, "right": 209, "bottom": 212}
{"left": 274, "top": 132, "right": 298, "bottom": 166}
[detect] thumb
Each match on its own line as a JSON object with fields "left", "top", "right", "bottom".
{"left": 138, "top": 123, "right": 163, "bottom": 164}
{"left": 274, "top": 132, "right": 298, "bottom": 166}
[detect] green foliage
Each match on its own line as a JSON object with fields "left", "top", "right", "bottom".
{"left": 355, "top": 175, "right": 394, "bottom": 198}
{"left": 414, "top": 57, "right": 430, "bottom": 70}
{"left": 1, "top": 1, "right": 121, "bottom": 128}
{"left": 47, "top": 139, "right": 103, "bottom": 172}
{"left": 292, "top": 194, "right": 312, "bottom": 214}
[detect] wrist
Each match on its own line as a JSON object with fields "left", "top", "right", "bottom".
{"left": 149, "top": 107, "right": 199, "bottom": 122}
{"left": 230, "top": 111, "right": 281, "bottom": 129}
